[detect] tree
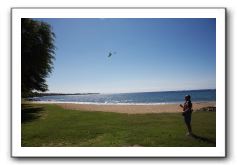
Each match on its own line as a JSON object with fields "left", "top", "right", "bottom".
{"left": 21, "top": 18, "right": 56, "bottom": 98}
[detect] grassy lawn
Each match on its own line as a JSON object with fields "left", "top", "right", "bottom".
{"left": 21, "top": 104, "right": 216, "bottom": 147}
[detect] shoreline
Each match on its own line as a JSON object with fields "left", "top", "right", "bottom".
{"left": 32, "top": 100, "right": 215, "bottom": 106}
{"left": 32, "top": 101, "right": 216, "bottom": 114}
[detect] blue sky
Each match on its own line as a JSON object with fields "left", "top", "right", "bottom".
{"left": 35, "top": 18, "right": 216, "bottom": 93}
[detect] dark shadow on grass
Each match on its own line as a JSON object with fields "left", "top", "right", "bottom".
{"left": 190, "top": 133, "right": 216, "bottom": 145}
{"left": 21, "top": 104, "right": 44, "bottom": 123}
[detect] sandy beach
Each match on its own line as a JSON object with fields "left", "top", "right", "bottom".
{"left": 54, "top": 102, "right": 216, "bottom": 114}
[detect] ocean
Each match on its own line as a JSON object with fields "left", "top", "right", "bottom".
{"left": 33, "top": 89, "right": 216, "bottom": 105}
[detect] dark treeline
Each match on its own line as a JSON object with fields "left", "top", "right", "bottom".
{"left": 28, "top": 92, "right": 100, "bottom": 97}
{"left": 22, "top": 18, "right": 56, "bottom": 98}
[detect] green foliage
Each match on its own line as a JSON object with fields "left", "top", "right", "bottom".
{"left": 21, "top": 18, "right": 55, "bottom": 98}
{"left": 22, "top": 104, "right": 216, "bottom": 147}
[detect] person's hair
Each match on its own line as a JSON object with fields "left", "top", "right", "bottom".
{"left": 185, "top": 95, "right": 191, "bottom": 100}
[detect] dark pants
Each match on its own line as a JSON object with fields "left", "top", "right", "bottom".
{"left": 183, "top": 112, "right": 192, "bottom": 133}
{"left": 184, "top": 113, "right": 192, "bottom": 125}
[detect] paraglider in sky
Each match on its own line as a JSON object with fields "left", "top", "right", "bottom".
{"left": 108, "top": 52, "right": 112, "bottom": 58}
{"left": 108, "top": 51, "right": 116, "bottom": 58}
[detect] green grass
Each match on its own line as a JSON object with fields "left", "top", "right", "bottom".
{"left": 21, "top": 104, "right": 216, "bottom": 147}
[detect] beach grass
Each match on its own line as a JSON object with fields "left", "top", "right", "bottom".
{"left": 21, "top": 104, "right": 216, "bottom": 147}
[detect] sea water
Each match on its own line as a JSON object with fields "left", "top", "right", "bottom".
{"left": 33, "top": 89, "right": 216, "bottom": 105}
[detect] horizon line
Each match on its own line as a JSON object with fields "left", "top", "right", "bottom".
{"left": 42, "top": 88, "right": 216, "bottom": 95}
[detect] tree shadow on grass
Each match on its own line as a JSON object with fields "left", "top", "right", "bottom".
{"left": 21, "top": 104, "right": 45, "bottom": 123}
{"left": 190, "top": 133, "right": 216, "bottom": 145}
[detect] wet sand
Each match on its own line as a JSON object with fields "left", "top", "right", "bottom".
{"left": 54, "top": 102, "right": 216, "bottom": 114}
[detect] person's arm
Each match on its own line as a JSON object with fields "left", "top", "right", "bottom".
{"left": 179, "top": 104, "right": 185, "bottom": 112}
{"left": 188, "top": 101, "right": 193, "bottom": 112}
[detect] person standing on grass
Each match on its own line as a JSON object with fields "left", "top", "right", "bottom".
{"left": 180, "top": 95, "right": 193, "bottom": 136}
